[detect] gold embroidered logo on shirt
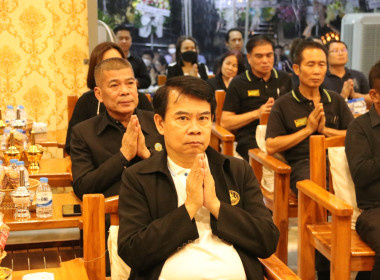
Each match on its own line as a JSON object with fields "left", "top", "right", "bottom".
{"left": 294, "top": 117, "right": 308, "bottom": 127}
{"left": 248, "top": 89, "right": 260, "bottom": 97}
{"left": 229, "top": 190, "right": 240, "bottom": 206}
{"left": 154, "top": 143, "right": 163, "bottom": 151}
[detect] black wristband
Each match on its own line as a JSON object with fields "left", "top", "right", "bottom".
{"left": 120, "top": 151, "right": 130, "bottom": 168}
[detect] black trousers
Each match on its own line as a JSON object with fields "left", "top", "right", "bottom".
{"left": 356, "top": 207, "right": 380, "bottom": 280}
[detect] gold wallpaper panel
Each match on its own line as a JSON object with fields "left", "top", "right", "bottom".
{"left": 0, "top": 0, "right": 89, "bottom": 132}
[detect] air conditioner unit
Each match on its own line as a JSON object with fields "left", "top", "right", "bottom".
{"left": 341, "top": 13, "right": 380, "bottom": 78}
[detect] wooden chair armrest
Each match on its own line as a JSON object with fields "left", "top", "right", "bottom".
{"left": 248, "top": 148, "right": 291, "bottom": 175}
{"left": 297, "top": 179, "right": 353, "bottom": 216}
{"left": 211, "top": 123, "right": 235, "bottom": 141}
{"left": 259, "top": 254, "right": 300, "bottom": 280}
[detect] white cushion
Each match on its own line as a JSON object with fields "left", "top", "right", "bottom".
{"left": 328, "top": 147, "right": 360, "bottom": 229}
{"left": 256, "top": 125, "right": 287, "bottom": 193}
{"left": 108, "top": 225, "right": 131, "bottom": 280}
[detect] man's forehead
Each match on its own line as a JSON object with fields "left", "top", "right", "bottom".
{"left": 329, "top": 42, "right": 345, "bottom": 49}
{"left": 168, "top": 89, "right": 210, "bottom": 108}
{"left": 229, "top": 31, "right": 242, "bottom": 40}
{"left": 251, "top": 44, "right": 273, "bottom": 54}
{"left": 103, "top": 68, "right": 134, "bottom": 81}
{"left": 301, "top": 48, "right": 326, "bottom": 63}
{"left": 116, "top": 30, "right": 131, "bottom": 37}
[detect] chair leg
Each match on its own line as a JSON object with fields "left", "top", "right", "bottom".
{"left": 331, "top": 215, "right": 351, "bottom": 280}
{"left": 298, "top": 191, "right": 316, "bottom": 280}
{"left": 273, "top": 173, "right": 290, "bottom": 264}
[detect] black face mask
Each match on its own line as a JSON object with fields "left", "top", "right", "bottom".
{"left": 181, "top": 51, "right": 198, "bottom": 64}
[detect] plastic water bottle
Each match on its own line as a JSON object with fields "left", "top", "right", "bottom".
{"left": 353, "top": 98, "right": 366, "bottom": 114}
{"left": 17, "top": 105, "right": 27, "bottom": 126}
{"left": 346, "top": 99, "right": 354, "bottom": 114}
{"left": 5, "top": 105, "right": 15, "bottom": 124}
{"left": 36, "top": 177, "right": 53, "bottom": 218}
{"left": 0, "top": 128, "right": 9, "bottom": 151}
{"left": 15, "top": 129, "right": 28, "bottom": 150}
{"left": 0, "top": 160, "right": 3, "bottom": 177}
{"left": 16, "top": 161, "right": 29, "bottom": 188}
{"left": 9, "top": 159, "right": 17, "bottom": 170}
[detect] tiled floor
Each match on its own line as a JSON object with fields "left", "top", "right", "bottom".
{"left": 287, "top": 217, "right": 358, "bottom": 280}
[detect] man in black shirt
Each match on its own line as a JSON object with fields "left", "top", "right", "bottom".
{"left": 266, "top": 40, "right": 353, "bottom": 280}
{"left": 213, "top": 28, "right": 250, "bottom": 74}
{"left": 70, "top": 58, "right": 163, "bottom": 200}
{"left": 114, "top": 23, "right": 151, "bottom": 89}
{"left": 221, "top": 35, "right": 292, "bottom": 160}
{"left": 346, "top": 61, "right": 380, "bottom": 280}
{"left": 322, "top": 40, "right": 371, "bottom": 106}
{"left": 266, "top": 40, "right": 353, "bottom": 194}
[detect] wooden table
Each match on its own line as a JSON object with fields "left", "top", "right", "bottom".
{"left": 3, "top": 192, "right": 82, "bottom": 231}
{"left": 12, "top": 258, "right": 89, "bottom": 280}
{"left": 29, "top": 157, "right": 72, "bottom": 187}
{"left": 35, "top": 129, "right": 66, "bottom": 149}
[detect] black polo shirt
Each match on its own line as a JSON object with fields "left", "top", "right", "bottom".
{"left": 322, "top": 68, "right": 370, "bottom": 94}
{"left": 266, "top": 87, "right": 354, "bottom": 163}
{"left": 345, "top": 106, "right": 380, "bottom": 209}
{"left": 223, "top": 68, "right": 292, "bottom": 155}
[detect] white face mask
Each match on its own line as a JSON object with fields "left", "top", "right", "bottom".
{"left": 143, "top": 58, "right": 151, "bottom": 67}
{"left": 168, "top": 48, "right": 176, "bottom": 54}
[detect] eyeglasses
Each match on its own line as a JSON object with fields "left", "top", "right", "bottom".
{"left": 329, "top": 48, "right": 347, "bottom": 54}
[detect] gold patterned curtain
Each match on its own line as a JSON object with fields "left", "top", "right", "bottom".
{"left": 0, "top": 0, "right": 89, "bottom": 132}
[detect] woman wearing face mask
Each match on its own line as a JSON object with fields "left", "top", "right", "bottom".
{"left": 142, "top": 50, "right": 157, "bottom": 86}
{"left": 167, "top": 36, "right": 209, "bottom": 80}
{"left": 165, "top": 43, "right": 176, "bottom": 64}
{"left": 207, "top": 50, "right": 245, "bottom": 92}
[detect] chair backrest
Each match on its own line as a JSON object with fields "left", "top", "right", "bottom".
{"left": 215, "top": 90, "right": 226, "bottom": 125}
{"left": 157, "top": 75, "right": 166, "bottom": 86}
{"left": 83, "top": 194, "right": 118, "bottom": 280}
{"left": 310, "top": 134, "right": 360, "bottom": 228}
{"left": 260, "top": 112, "right": 270, "bottom": 125}
{"left": 309, "top": 135, "right": 346, "bottom": 221}
{"left": 83, "top": 194, "right": 299, "bottom": 280}
{"left": 67, "top": 95, "right": 79, "bottom": 123}
{"left": 145, "top": 93, "right": 152, "bottom": 103}
{"left": 310, "top": 135, "right": 346, "bottom": 191}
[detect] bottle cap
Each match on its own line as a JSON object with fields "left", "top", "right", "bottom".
{"left": 10, "top": 159, "right": 18, "bottom": 164}
{"left": 16, "top": 161, "right": 24, "bottom": 166}
{"left": 18, "top": 105, "right": 24, "bottom": 109}
{"left": 39, "top": 177, "right": 48, "bottom": 183}
{"left": 6, "top": 105, "right": 13, "bottom": 109}
{"left": 0, "top": 160, "right": 3, "bottom": 165}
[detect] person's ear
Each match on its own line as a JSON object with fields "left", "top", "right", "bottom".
{"left": 369, "top": 89, "right": 379, "bottom": 103}
{"left": 154, "top": 114, "right": 165, "bottom": 136}
{"left": 94, "top": 87, "right": 103, "bottom": 103}
{"left": 293, "top": 64, "right": 300, "bottom": 76}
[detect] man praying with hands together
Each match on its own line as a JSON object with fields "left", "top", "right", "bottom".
{"left": 118, "top": 76, "right": 279, "bottom": 280}
{"left": 70, "top": 58, "right": 163, "bottom": 200}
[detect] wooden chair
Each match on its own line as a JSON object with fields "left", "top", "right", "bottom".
{"left": 157, "top": 74, "right": 166, "bottom": 86}
{"left": 297, "top": 135, "right": 374, "bottom": 280}
{"left": 67, "top": 95, "right": 79, "bottom": 124}
{"left": 248, "top": 112, "right": 293, "bottom": 264}
{"left": 145, "top": 93, "right": 152, "bottom": 103}
{"left": 210, "top": 89, "right": 235, "bottom": 156}
{"left": 215, "top": 90, "right": 226, "bottom": 125}
{"left": 82, "top": 193, "right": 300, "bottom": 280}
